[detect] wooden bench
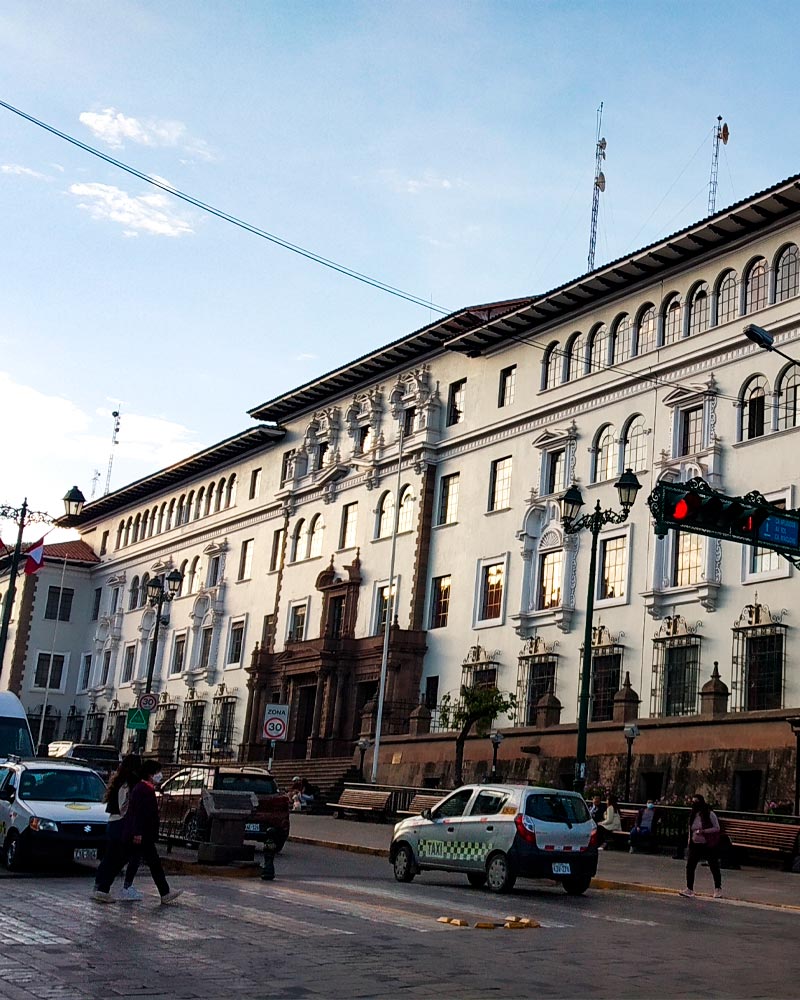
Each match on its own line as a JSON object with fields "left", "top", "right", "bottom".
{"left": 719, "top": 818, "right": 800, "bottom": 863}
{"left": 607, "top": 808, "right": 637, "bottom": 849}
{"left": 327, "top": 788, "right": 392, "bottom": 820}
{"left": 397, "top": 793, "right": 443, "bottom": 817}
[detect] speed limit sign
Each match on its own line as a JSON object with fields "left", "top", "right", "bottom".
{"left": 263, "top": 703, "right": 289, "bottom": 742}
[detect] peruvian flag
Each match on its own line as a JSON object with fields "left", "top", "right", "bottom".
{"left": 24, "top": 539, "right": 46, "bottom": 575}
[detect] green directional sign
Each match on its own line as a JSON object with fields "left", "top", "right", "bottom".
{"left": 126, "top": 707, "right": 151, "bottom": 731}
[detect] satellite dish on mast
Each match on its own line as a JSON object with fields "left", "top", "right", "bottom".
{"left": 721, "top": 122, "right": 729, "bottom": 144}
{"left": 596, "top": 171, "right": 606, "bottom": 192}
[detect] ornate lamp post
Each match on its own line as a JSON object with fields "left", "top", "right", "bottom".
{"left": 489, "top": 731, "right": 504, "bottom": 781}
{"left": 138, "top": 568, "right": 182, "bottom": 751}
{"left": 356, "top": 737, "right": 372, "bottom": 781}
{"left": 0, "top": 487, "right": 85, "bottom": 671}
{"left": 560, "top": 469, "right": 642, "bottom": 794}
{"left": 623, "top": 723, "right": 640, "bottom": 802}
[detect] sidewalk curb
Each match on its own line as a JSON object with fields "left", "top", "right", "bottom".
{"left": 289, "top": 835, "right": 389, "bottom": 858}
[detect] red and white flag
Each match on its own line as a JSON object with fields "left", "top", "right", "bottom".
{"left": 24, "top": 539, "right": 46, "bottom": 575}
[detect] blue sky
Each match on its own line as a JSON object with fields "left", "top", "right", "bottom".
{"left": 1, "top": 0, "right": 798, "bottom": 536}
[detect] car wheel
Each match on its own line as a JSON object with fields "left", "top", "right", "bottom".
{"left": 4, "top": 832, "right": 26, "bottom": 872}
{"left": 562, "top": 875, "right": 592, "bottom": 896}
{"left": 182, "top": 811, "right": 200, "bottom": 843}
{"left": 393, "top": 844, "right": 416, "bottom": 883}
{"left": 466, "top": 872, "right": 487, "bottom": 889}
{"left": 485, "top": 851, "right": 516, "bottom": 894}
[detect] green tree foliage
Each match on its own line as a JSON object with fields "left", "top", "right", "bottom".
{"left": 439, "top": 686, "right": 517, "bottom": 787}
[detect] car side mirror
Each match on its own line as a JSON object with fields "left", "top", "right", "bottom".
{"left": 0, "top": 788, "right": 15, "bottom": 802}
{"left": 421, "top": 808, "right": 432, "bottom": 820}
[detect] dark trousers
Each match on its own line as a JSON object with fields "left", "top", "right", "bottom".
{"left": 128, "top": 840, "right": 170, "bottom": 897}
{"left": 94, "top": 823, "right": 140, "bottom": 893}
{"left": 686, "top": 842, "right": 722, "bottom": 890}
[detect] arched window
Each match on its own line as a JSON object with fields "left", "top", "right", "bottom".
{"left": 194, "top": 488, "right": 204, "bottom": 520}
{"left": 215, "top": 478, "right": 225, "bottom": 513}
{"left": 376, "top": 491, "right": 394, "bottom": 539}
{"left": 621, "top": 415, "right": 648, "bottom": 470}
{"left": 775, "top": 245, "right": 800, "bottom": 302}
{"left": 141, "top": 510, "right": 150, "bottom": 539}
{"left": 132, "top": 513, "right": 141, "bottom": 543}
{"left": 290, "top": 519, "right": 306, "bottom": 562}
{"left": 611, "top": 314, "right": 631, "bottom": 364}
{"left": 716, "top": 269, "right": 738, "bottom": 323}
{"left": 635, "top": 305, "right": 656, "bottom": 355}
{"left": 565, "top": 333, "right": 586, "bottom": 380}
{"left": 204, "top": 484, "right": 215, "bottom": 517}
{"left": 225, "top": 474, "right": 237, "bottom": 508}
{"left": 128, "top": 576, "right": 140, "bottom": 612}
{"left": 777, "top": 366, "right": 800, "bottom": 430}
{"left": 397, "top": 486, "right": 415, "bottom": 533}
{"left": 177, "top": 560, "right": 188, "bottom": 597}
{"left": 592, "top": 424, "right": 616, "bottom": 483}
{"left": 588, "top": 325, "right": 609, "bottom": 372}
{"left": 185, "top": 492, "right": 194, "bottom": 523}
{"left": 156, "top": 504, "right": 165, "bottom": 534}
{"left": 688, "top": 283, "right": 709, "bottom": 336}
{"left": 124, "top": 517, "right": 133, "bottom": 546}
{"left": 543, "top": 342, "right": 561, "bottom": 389}
{"left": 662, "top": 296, "right": 682, "bottom": 345}
{"left": 166, "top": 499, "right": 175, "bottom": 531}
{"left": 308, "top": 515, "right": 324, "bottom": 558}
{"left": 140, "top": 573, "right": 150, "bottom": 608}
{"left": 116, "top": 520, "right": 125, "bottom": 549}
{"left": 745, "top": 258, "right": 768, "bottom": 314}
{"left": 176, "top": 495, "right": 186, "bottom": 526}
{"left": 188, "top": 556, "right": 201, "bottom": 594}
{"left": 150, "top": 506, "right": 158, "bottom": 536}
{"left": 740, "top": 375, "right": 769, "bottom": 441}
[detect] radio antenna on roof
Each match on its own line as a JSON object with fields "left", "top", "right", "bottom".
{"left": 708, "top": 116, "right": 730, "bottom": 215}
{"left": 104, "top": 408, "right": 122, "bottom": 496}
{"left": 587, "top": 102, "right": 606, "bottom": 273}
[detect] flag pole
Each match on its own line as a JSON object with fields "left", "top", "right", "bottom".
{"left": 37, "top": 551, "right": 69, "bottom": 755}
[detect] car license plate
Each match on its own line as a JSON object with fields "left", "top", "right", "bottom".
{"left": 552, "top": 862, "right": 571, "bottom": 875}
{"left": 74, "top": 848, "right": 98, "bottom": 861}
{"left": 244, "top": 823, "right": 261, "bottom": 833}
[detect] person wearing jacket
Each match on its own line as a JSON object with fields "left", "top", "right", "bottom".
{"left": 596, "top": 794, "right": 622, "bottom": 848}
{"left": 122, "top": 758, "right": 183, "bottom": 905}
{"left": 92, "top": 753, "right": 141, "bottom": 903}
{"left": 680, "top": 793, "right": 723, "bottom": 898}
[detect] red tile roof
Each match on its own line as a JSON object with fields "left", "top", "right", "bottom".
{"left": 43, "top": 540, "right": 100, "bottom": 564}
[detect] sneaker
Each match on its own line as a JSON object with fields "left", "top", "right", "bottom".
{"left": 160, "top": 889, "right": 184, "bottom": 905}
{"left": 119, "top": 886, "right": 143, "bottom": 902}
{"left": 678, "top": 888, "right": 695, "bottom": 898}
{"left": 713, "top": 888, "right": 723, "bottom": 899}
{"left": 91, "top": 890, "right": 114, "bottom": 903}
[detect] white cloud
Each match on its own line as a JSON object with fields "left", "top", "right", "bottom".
{"left": 379, "top": 169, "right": 466, "bottom": 196}
{"left": 79, "top": 107, "right": 215, "bottom": 161}
{"left": 0, "top": 372, "right": 203, "bottom": 538}
{"left": 292, "top": 352, "right": 319, "bottom": 362}
{"left": 1, "top": 163, "right": 49, "bottom": 180}
{"left": 69, "top": 182, "right": 193, "bottom": 237}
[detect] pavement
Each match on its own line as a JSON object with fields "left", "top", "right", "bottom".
{"left": 154, "top": 811, "right": 800, "bottom": 909}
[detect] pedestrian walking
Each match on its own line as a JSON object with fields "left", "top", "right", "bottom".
{"left": 92, "top": 753, "right": 141, "bottom": 903}
{"left": 122, "top": 758, "right": 183, "bottom": 905}
{"left": 680, "top": 793, "right": 723, "bottom": 898}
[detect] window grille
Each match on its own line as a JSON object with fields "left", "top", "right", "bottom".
{"left": 651, "top": 615, "right": 702, "bottom": 716}
{"left": 578, "top": 625, "right": 624, "bottom": 723}
{"left": 731, "top": 600, "right": 787, "bottom": 711}
{"left": 516, "top": 635, "right": 559, "bottom": 725}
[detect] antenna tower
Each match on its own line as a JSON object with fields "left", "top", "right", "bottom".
{"left": 104, "top": 409, "right": 121, "bottom": 496}
{"left": 587, "top": 102, "right": 606, "bottom": 273}
{"left": 708, "top": 116, "right": 730, "bottom": 215}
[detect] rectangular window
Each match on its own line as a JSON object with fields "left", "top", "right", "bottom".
{"left": 100, "top": 531, "right": 109, "bottom": 556}
{"left": 198, "top": 627, "right": 214, "bottom": 670}
{"left": 430, "top": 575, "right": 451, "bottom": 629}
{"left": 228, "top": 621, "right": 245, "bottom": 664}
{"left": 340, "top": 502, "right": 358, "bottom": 549}
{"left": 679, "top": 406, "right": 703, "bottom": 456}
{"left": 91, "top": 587, "right": 102, "bottom": 621}
{"left": 315, "top": 441, "right": 329, "bottom": 470}
{"left": 288, "top": 604, "right": 307, "bottom": 642}
{"left": 545, "top": 449, "right": 566, "bottom": 496}
{"left": 262, "top": 613, "right": 276, "bottom": 649}
{"left": 100, "top": 649, "right": 112, "bottom": 685}
{"left": 488, "top": 456, "right": 512, "bottom": 511}
{"left": 745, "top": 633, "right": 783, "bottom": 711}
{"left": 44, "top": 586, "right": 74, "bottom": 622}
{"left": 358, "top": 425, "right": 373, "bottom": 453}
{"left": 79, "top": 653, "right": 92, "bottom": 691}
{"left": 498, "top": 365, "right": 516, "bottom": 407}
{"left": 537, "top": 551, "right": 563, "bottom": 609}
{"left": 524, "top": 660, "right": 557, "bottom": 724}
{"left": 446, "top": 378, "right": 466, "bottom": 426}
{"left": 238, "top": 539, "right": 254, "bottom": 580}
{"left": 672, "top": 533, "right": 703, "bottom": 587}
{"left": 750, "top": 499, "right": 786, "bottom": 574}
{"left": 480, "top": 563, "right": 504, "bottom": 620}
{"left": 171, "top": 634, "right": 186, "bottom": 675}
{"left": 663, "top": 643, "right": 700, "bottom": 716}
{"left": 403, "top": 407, "right": 416, "bottom": 437}
{"left": 110, "top": 588, "right": 120, "bottom": 614}
{"left": 269, "top": 528, "right": 284, "bottom": 572}
{"left": 424, "top": 675, "right": 439, "bottom": 710}
{"left": 280, "top": 449, "right": 295, "bottom": 487}
{"left": 328, "top": 595, "right": 346, "bottom": 638}
{"left": 122, "top": 645, "right": 136, "bottom": 684}
{"left": 599, "top": 536, "right": 626, "bottom": 600}
{"left": 207, "top": 556, "right": 221, "bottom": 588}
{"left": 437, "top": 473, "right": 460, "bottom": 525}
{"left": 249, "top": 468, "right": 262, "bottom": 499}
{"left": 34, "top": 653, "right": 65, "bottom": 690}
{"left": 375, "top": 583, "right": 396, "bottom": 634}
{"left": 590, "top": 652, "right": 621, "bottom": 722}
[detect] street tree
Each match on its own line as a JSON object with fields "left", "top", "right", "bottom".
{"left": 439, "top": 685, "right": 517, "bottom": 787}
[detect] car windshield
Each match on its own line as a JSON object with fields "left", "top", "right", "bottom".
{"left": 0, "top": 719, "right": 35, "bottom": 759}
{"left": 525, "top": 793, "right": 590, "bottom": 825}
{"left": 18, "top": 769, "right": 106, "bottom": 802}
{"left": 217, "top": 774, "right": 278, "bottom": 795}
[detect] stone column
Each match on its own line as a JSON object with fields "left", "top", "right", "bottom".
{"left": 613, "top": 672, "right": 640, "bottom": 723}
{"left": 535, "top": 692, "right": 562, "bottom": 729}
{"left": 699, "top": 662, "right": 729, "bottom": 716}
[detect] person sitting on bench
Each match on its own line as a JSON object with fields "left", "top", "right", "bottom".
{"left": 629, "top": 799, "right": 657, "bottom": 853}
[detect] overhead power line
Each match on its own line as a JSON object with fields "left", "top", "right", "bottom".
{"left": 0, "top": 99, "right": 451, "bottom": 315}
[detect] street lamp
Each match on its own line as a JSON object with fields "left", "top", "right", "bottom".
{"left": 623, "top": 724, "right": 640, "bottom": 802}
{"left": 560, "top": 468, "right": 642, "bottom": 794}
{"left": 489, "top": 731, "right": 504, "bottom": 781}
{"left": 138, "top": 568, "right": 182, "bottom": 751}
{"left": 787, "top": 717, "right": 800, "bottom": 818}
{"left": 744, "top": 324, "right": 800, "bottom": 368}
{"left": 0, "top": 487, "right": 85, "bottom": 672}
{"left": 356, "top": 737, "right": 372, "bottom": 780}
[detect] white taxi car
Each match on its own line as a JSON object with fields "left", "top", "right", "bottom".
{"left": 0, "top": 759, "right": 109, "bottom": 871}
{"left": 390, "top": 783, "right": 598, "bottom": 895}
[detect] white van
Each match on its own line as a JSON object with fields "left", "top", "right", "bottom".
{"left": 0, "top": 692, "right": 36, "bottom": 760}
